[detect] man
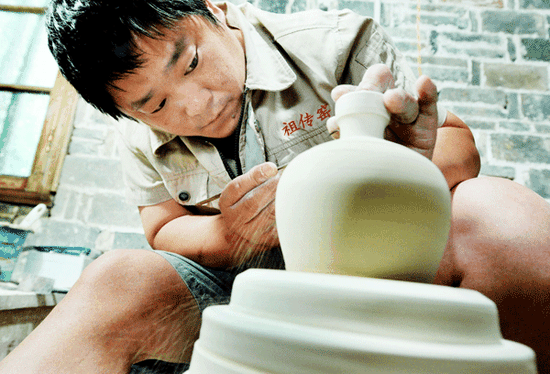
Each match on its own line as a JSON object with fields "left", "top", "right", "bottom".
{"left": 0, "top": 1, "right": 548, "bottom": 373}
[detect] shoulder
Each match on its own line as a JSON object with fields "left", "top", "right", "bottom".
{"left": 242, "top": 4, "right": 374, "bottom": 42}
{"left": 116, "top": 117, "right": 151, "bottom": 151}
{"left": 116, "top": 117, "right": 178, "bottom": 158}
{"left": 247, "top": 7, "right": 337, "bottom": 38}
{"left": 243, "top": 6, "right": 382, "bottom": 78}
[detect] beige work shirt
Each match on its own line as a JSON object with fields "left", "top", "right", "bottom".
{"left": 116, "top": 2, "right": 418, "bottom": 208}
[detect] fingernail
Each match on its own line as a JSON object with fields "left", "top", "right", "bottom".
{"left": 261, "top": 162, "right": 277, "bottom": 179}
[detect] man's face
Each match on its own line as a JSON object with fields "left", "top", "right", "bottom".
{"left": 110, "top": 1, "right": 246, "bottom": 138}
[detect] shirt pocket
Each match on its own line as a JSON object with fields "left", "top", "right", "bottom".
{"left": 164, "top": 169, "right": 210, "bottom": 206}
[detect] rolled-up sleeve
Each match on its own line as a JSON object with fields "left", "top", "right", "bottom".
{"left": 116, "top": 127, "right": 173, "bottom": 207}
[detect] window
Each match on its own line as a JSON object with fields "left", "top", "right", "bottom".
{"left": 0, "top": 2, "right": 78, "bottom": 205}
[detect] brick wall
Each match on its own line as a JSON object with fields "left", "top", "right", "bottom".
{"left": 6, "top": 0, "right": 549, "bottom": 252}
{"left": 246, "top": 0, "right": 550, "bottom": 194}
{"left": 376, "top": 0, "right": 550, "bottom": 196}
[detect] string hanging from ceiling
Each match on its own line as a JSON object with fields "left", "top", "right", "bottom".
{"left": 416, "top": 0, "right": 423, "bottom": 76}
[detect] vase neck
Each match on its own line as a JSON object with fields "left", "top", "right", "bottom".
{"left": 334, "top": 91, "right": 390, "bottom": 140}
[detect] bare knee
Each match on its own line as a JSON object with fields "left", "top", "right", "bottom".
{"left": 78, "top": 249, "right": 158, "bottom": 295}
{"left": 70, "top": 249, "right": 195, "bottom": 320}
{"left": 436, "top": 176, "right": 550, "bottom": 290}
{"left": 444, "top": 177, "right": 550, "bottom": 370}
{"left": 69, "top": 249, "right": 200, "bottom": 361}
{"left": 450, "top": 176, "right": 550, "bottom": 246}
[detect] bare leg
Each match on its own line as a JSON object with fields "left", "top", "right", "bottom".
{"left": 0, "top": 249, "right": 200, "bottom": 374}
{"left": 435, "top": 176, "right": 550, "bottom": 372}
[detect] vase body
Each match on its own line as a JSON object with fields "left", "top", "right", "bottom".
{"left": 275, "top": 91, "right": 451, "bottom": 282}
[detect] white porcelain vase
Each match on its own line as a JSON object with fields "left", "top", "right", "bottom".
{"left": 275, "top": 90, "right": 451, "bottom": 282}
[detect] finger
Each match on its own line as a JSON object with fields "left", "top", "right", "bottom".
{"left": 384, "top": 125, "right": 400, "bottom": 144}
{"left": 357, "top": 64, "right": 396, "bottom": 92}
{"left": 383, "top": 88, "right": 419, "bottom": 124}
{"left": 330, "top": 64, "right": 397, "bottom": 103}
{"left": 237, "top": 175, "right": 279, "bottom": 225}
{"left": 219, "top": 162, "right": 278, "bottom": 208}
{"left": 416, "top": 75, "right": 439, "bottom": 120}
{"left": 403, "top": 75, "right": 438, "bottom": 146}
{"left": 331, "top": 84, "right": 357, "bottom": 103}
{"left": 326, "top": 117, "right": 340, "bottom": 139}
{"left": 406, "top": 76, "right": 439, "bottom": 156}
{"left": 386, "top": 76, "right": 439, "bottom": 158}
{"left": 244, "top": 200, "right": 277, "bottom": 232}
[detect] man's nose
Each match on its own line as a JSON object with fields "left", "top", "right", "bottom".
{"left": 178, "top": 84, "right": 211, "bottom": 118}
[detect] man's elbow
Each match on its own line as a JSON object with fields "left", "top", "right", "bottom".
{"left": 448, "top": 141, "right": 481, "bottom": 191}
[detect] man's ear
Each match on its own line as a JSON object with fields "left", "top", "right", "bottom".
{"left": 204, "top": 0, "right": 227, "bottom": 25}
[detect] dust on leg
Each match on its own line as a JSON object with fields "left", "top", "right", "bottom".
{"left": 0, "top": 249, "right": 200, "bottom": 374}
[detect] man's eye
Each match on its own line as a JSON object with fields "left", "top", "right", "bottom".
{"left": 152, "top": 99, "right": 166, "bottom": 114}
{"left": 185, "top": 53, "right": 199, "bottom": 74}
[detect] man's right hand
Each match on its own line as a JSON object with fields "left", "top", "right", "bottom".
{"left": 218, "top": 162, "right": 281, "bottom": 257}
{"left": 327, "top": 64, "right": 440, "bottom": 161}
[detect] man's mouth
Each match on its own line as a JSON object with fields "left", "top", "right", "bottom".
{"left": 207, "top": 102, "right": 229, "bottom": 128}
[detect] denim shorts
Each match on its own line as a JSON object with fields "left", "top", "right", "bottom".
{"left": 130, "top": 247, "right": 285, "bottom": 374}
{"left": 154, "top": 246, "right": 285, "bottom": 312}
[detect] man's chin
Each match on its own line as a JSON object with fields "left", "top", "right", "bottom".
{"left": 202, "top": 119, "right": 240, "bottom": 139}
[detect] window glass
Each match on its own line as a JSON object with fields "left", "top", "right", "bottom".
{"left": 0, "top": 92, "right": 50, "bottom": 177}
{"left": 0, "top": 2, "right": 76, "bottom": 205}
{"left": 0, "top": 0, "right": 49, "bottom": 7}
{"left": 0, "top": 11, "right": 57, "bottom": 88}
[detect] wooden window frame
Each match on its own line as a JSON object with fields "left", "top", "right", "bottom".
{"left": 0, "top": 5, "right": 78, "bottom": 206}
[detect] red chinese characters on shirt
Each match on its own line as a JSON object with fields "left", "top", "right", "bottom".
{"left": 317, "top": 104, "right": 331, "bottom": 121}
{"left": 282, "top": 104, "right": 331, "bottom": 136}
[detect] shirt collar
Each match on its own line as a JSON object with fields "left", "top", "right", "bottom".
{"left": 149, "top": 1, "right": 297, "bottom": 155}
{"left": 150, "top": 127, "right": 176, "bottom": 155}
{"left": 224, "top": 2, "right": 296, "bottom": 92}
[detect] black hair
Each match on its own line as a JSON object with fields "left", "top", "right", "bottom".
{"left": 46, "top": 0, "right": 218, "bottom": 120}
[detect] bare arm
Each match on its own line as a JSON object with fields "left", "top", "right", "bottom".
{"left": 139, "top": 163, "right": 280, "bottom": 268}
{"left": 140, "top": 201, "right": 233, "bottom": 267}
{"left": 432, "top": 112, "right": 480, "bottom": 190}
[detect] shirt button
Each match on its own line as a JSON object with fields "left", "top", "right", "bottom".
{"left": 178, "top": 191, "right": 190, "bottom": 202}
